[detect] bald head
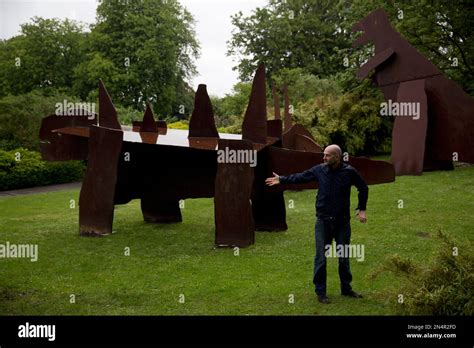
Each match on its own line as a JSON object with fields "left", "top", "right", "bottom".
{"left": 325, "top": 144, "right": 342, "bottom": 158}
{"left": 323, "top": 144, "right": 342, "bottom": 168}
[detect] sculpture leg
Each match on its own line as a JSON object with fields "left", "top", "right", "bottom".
{"left": 79, "top": 126, "right": 123, "bottom": 236}
{"left": 214, "top": 139, "right": 255, "bottom": 247}
{"left": 141, "top": 196, "right": 182, "bottom": 223}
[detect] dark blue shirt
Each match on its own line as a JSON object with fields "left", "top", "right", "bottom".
{"left": 279, "top": 163, "right": 368, "bottom": 221}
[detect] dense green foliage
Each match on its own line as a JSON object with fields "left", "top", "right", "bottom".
{"left": 370, "top": 231, "right": 473, "bottom": 315}
{"left": 0, "top": 90, "right": 80, "bottom": 151}
{"left": 227, "top": 0, "right": 473, "bottom": 93}
{"left": 0, "top": 0, "right": 472, "bottom": 175}
{"left": 76, "top": 0, "right": 199, "bottom": 116}
{"left": 222, "top": 0, "right": 473, "bottom": 154}
{"left": 0, "top": 0, "right": 200, "bottom": 121}
{"left": 0, "top": 148, "right": 85, "bottom": 190}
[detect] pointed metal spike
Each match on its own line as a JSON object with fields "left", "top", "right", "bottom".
{"left": 98, "top": 80, "right": 121, "bottom": 130}
{"left": 242, "top": 62, "right": 267, "bottom": 144}
{"left": 188, "top": 84, "right": 219, "bottom": 138}
{"left": 140, "top": 103, "right": 158, "bottom": 133}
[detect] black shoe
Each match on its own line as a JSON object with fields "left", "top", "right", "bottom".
{"left": 342, "top": 290, "right": 363, "bottom": 298}
{"left": 317, "top": 294, "right": 331, "bottom": 304}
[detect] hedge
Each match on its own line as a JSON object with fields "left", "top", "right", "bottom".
{"left": 0, "top": 148, "right": 85, "bottom": 191}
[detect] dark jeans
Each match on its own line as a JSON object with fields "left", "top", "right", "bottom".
{"left": 313, "top": 217, "right": 353, "bottom": 295}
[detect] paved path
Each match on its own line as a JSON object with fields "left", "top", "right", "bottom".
{"left": 0, "top": 182, "right": 82, "bottom": 198}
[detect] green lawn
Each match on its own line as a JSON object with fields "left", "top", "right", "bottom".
{"left": 0, "top": 166, "right": 473, "bottom": 315}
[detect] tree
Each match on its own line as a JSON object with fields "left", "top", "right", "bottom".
{"left": 0, "top": 17, "right": 86, "bottom": 97}
{"left": 227, "top": 0, "right": 350, "bottom": 81}
{"left": 82, "top": 0, "right": 200, "bottom": 116}
{"left": 228, "top": 0, "right": 473, "bottom": 95}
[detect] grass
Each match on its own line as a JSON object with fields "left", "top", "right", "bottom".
{"left": 0, "top": 166, "right": 473, "bottom": 315}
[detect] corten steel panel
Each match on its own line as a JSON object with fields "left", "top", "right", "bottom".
{"left": 267, "top": 119, "right": 283, "bottom": 139}
{"left": 268, "top": 147, "right": 324, "bottom": 191}
{"left": 39, "top": 114, "right": 96, "bottom": 161}
{"left": 188, "top": 84, "right": 219, "bottom": 138}
{"left": 139, "top": 132, "right": 159, "bottom": 144}
{"left": 141, "top": 196, "right": 182, "bottom": 223}
{"left": 424, "top": 75, "right": 474, "bottom": 164}
{"left": 391, "top": 80, "right": 428, "bottom": 176}
{"left": 266, "top": 146, "right": 395, "bottom": 193}
{"left": 79, "top": 126, "right": 124, "bottom": 236}
{"left": 272, "top": 83, "right": 281, "bottom": 120}
{"left": 251, "top": 146, "right": 288, "bottom": 231}
{"left": 352, "top": 9, "right": 441, "bottom": 86}
{"left": 352, "top": 8, "right": 474, "bottom": 174}
{"left": 132, "top": 121, "right": 167, "bottom": 133}
{"left": 356, "top": 47, "right": 395, "bottom": 81}
{"left": 294, "top": 134, "right": 323, "bottom": 153}
{"left": 343, "top": 156, "right": 396, "bottom": 185}
{"left": 282, "top": 124, "right": 318, "bottom": 150}
{"left": 98, "top": 80, "right": 122, "bottom": 130}
{"left": 50, "top": 126, "right": 281, "bottom": 152}
{"left": 113, "top": 142, "right": 218, "bottom": 206}
{"left": 140, "top": 104, "right": 159, "bottom": 133}
{"left": 283, "top": 84, "right": 292, "bottom": 132}
{"left": 215, "top": 139, "right": 255, "bottom": 247}
{"left": 242, "top": 63, "right": 267, "bottom": 144}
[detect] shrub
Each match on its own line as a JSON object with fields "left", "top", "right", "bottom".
{"left": 167, "top": 121, "right": 189, "bottom": 130}
{"left": 369, "top": 231, "right": 474, "bottom": 315}
{"left": 0, "top": 148, "right": 85, "bottom": 191}
{"left": 0, "top": 90, "right": 81, "bottom": 151}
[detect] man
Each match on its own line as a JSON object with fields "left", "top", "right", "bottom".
{"left": 265, "top": 144, "right": 368, "bottom": 304}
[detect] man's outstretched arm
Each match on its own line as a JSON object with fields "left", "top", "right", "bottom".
{"left": 265, "top": 166, "right": 319, "bottom": 186}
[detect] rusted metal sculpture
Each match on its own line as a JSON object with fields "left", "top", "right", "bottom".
{"left": 352, "top": 8, "right": 474, "bottom": 175}
{"left": 39, "top": 63, "right": 395, "bottom": 247}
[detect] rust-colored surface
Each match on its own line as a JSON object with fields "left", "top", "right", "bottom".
{"left": 266, "top": 119, "right": 283, "bottom": 139}
{"left": 282, "top": 124, "right": 318, "bottom": 151}
{"left": 98, "top": 80, "right": 121, "bottom": 130}
{"left": 294, "top": 134, "right": 323, "bottom": 153}
{"left": 40, "top": 64, "right": 396, "bottom": 247}
{"left": 140, "top": 104, "right": 159, "bottom": 133}
{"left": 242, "top": 62, "right": 267, "bottom": 144}
{"left": 267, "top": 146, "right": 395, "bottom": 192}
{"left": 139, "top": 132, "right": 159, "bottom": 144}
{"left": 391, "top": 79, "right": 428, "bottom": 175}
{"left": 141, "top": 196, "right": 182, "bottom": 223}
{"left": 283, "top": 84, "right": 292, "bottom": 131}
{"left": 189, "top": 84, "right": 219, "bottom": 138}
{"left": 132, "top": 121, "right": 167, "bottom": 133}
{"left": 39, "top": 115, "right": 95, "bottom": 161}
{"left": 79, "top": 125, "right": 123, "bottom": 236}
{"left": 352, "top": 8, "right": 474, "bottom": 175}
{"left": 252, "top": 146, "right": 288, "bottom": 231}
{"left": 214, "top": 139, "right": 255, "bottom": 247}
{"left": 272, "top": 83, "right": 281, "bottom": 120}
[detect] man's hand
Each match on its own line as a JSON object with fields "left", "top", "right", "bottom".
{"left": 357, "top": 210, "right": 367, "bottom": 223}
{"left": 265, "top": 172, "right": 280, "bottom": 186}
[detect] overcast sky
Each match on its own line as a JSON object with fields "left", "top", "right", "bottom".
{"left": 0, "top": 0, "right": 267, "bottom": 97}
